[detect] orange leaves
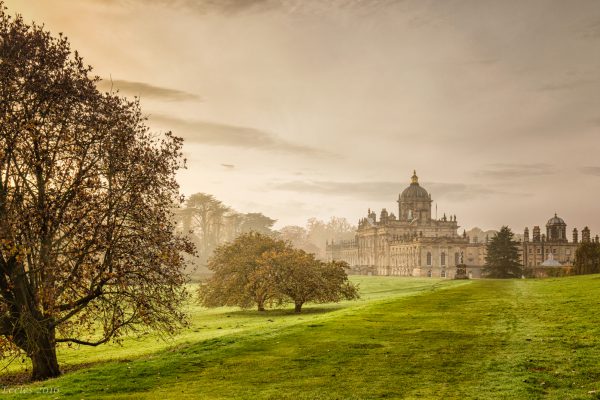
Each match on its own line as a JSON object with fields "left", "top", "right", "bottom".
{"left": 0, "top": 238, "right": 27, "bottom": 262}
{"left": 200, "top": 232, "right": 359, "bottom": 312}
{"left": 0, "top": 5, "right": 193, "bottom": 372}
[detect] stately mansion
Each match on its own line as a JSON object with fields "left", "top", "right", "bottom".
{"left": 325, "top": 171, "right": 594, "bottom": 278}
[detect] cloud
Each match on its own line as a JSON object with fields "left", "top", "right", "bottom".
{"left": 271, "top": 180, "right": 398, "bottom": 200}
{"left": 150, "top": 114, "right": 328, "bottom": 156}
{"left": 90, "top": 0, "right": 277, "bottom": 14}
{"left": 425, "top": 182, "right": 508, "bottom": 201}
{"left": 537, "top": 78, "right": 599, "bottom": 92}
{"left": 96, "top": 79, "right": 200, "bottom": 101}
{"left": 93, "top": 0, "right": 403, "bottom": 16}
{"left": 580, "top": 166, "right": 600, "bottom": 176}
{"left": 270, "top": 180, "right": 503, "bottom": 202}
{"left": 475, "top": 163, "right": 557, "bottom": 179}
{"left": 580, "top": 19, "right": 600, "bottom": 38}
{"left": 221, "top": 163, "right": 235, "bottom": 169}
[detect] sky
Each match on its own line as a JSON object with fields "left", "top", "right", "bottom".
{"left": 6, "top": 0, "right": 600, "bottom": 234}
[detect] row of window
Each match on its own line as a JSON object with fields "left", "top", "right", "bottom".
{"left": 425, "top": 252, "right": 460, "bottom": 266}
{"left": 527, "top": 247, "right": 571, "bottom": 255}
{"left": 427, "top": 269, "right": 447, "bottom": 278}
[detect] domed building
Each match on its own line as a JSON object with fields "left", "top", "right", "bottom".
{"left": 326, "top": 172, "right": 596, "bottom": 278}
{"left": 397, "top": 171, "right": 432, "bottom": 222}
{"left": 522, "top": 214, "right": 590, "bottom": 275}
{"left": 546, "top": 214, "right": 567, "bottom": 242}
{"left": 326, "top": 171, "right": 485, "bottom": 278}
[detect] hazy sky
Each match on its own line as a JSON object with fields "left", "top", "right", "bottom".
{"left": 6, "top": 0, "right": 600, "bottom": 234}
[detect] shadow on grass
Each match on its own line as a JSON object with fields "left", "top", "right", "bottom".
{"left": 225, "top": 304, "right": 345, "bottom": 318}
{"left": 0, "top": 359, "right": 112, "bottom": 386}
{"left": 0, "top": 304, "right": 344, "bottom": 388}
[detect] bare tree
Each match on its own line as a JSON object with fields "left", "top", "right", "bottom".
{"left": 277, "top": 225, "right": 320, "bottom": 254}
{"left": 305, "top": 217, "right": 356, "bottom": 257}
{"left": 0, "top": 7, "right": 193, "bottom": 380}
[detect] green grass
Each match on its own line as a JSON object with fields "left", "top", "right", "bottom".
{"left": 2, "top": 275, "right": 600, "bottom": 399}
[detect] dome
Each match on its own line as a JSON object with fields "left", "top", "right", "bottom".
{"left": 546, "top": 213, "right": 566, "bottom": 227}
{"left": 400, "top": 170, "right": 430, "bottom": 200}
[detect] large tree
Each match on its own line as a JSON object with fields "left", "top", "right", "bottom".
{"left": 174, "top": 194, "right": 277, "bottom": 275}
{"left": 239, "top": 212, "right": 276, "bottom": 235}
{"left": 179, "top": 193, "right": 231, "bottom": 265}
{"left": 573, "top": 242, "right": 600, "bottom": 275}
{"left": 0, "top": 7, "right": 192, "bottom": 380}
{"left": 483, "top": 226, "right": 522, "bottom": 278}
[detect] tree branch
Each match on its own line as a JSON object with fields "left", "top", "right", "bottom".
{"left": 55, "top": 336, "right": 111, "bottom": 347}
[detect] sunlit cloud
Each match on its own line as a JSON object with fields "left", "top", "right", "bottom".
{"left": 580, "top": 166, "right": 600, "bottom": 176}
{"left": 150, "top": 114, "right": 330, "bottom": 156}
{"left": 475, "top": 164, "right": 557, "bottom": 180}
{"left": 271, "top": 180, "right": 504, "bottom": 202}
{"left": 96, "top": 79, "right": 201, "bottom": 101}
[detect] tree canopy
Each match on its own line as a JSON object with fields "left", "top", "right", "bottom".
{"left": 574, "top": 242, "right": 600, "bottom": 275}
{"left": 174, "top": 192, "right": 276, "bottom": 273}
{"left": 0, "top": 7, "right": 192, "bottom": 380}
{"left": 199, "top": 233, "right": 359, "bottom": 313}
{"left": 483, "top": 226, "right": 522, "bottom": 278}
{"left": 199, "top": 232, "right": 286, "bottom": 311}
{"left": 266, "top": 251, "right": 358, "bottom": 313}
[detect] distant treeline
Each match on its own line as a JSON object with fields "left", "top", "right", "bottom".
{"left": 173, "top": 193, "right": 356, "bottom": 277}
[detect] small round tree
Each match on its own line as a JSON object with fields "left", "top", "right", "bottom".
{"left": 199, "top": 232, "right": 359, "bottom": 313}
{"left": 199, "top": 232, "right": 287, "bottom": 311}
{"left": 0, "top": 6, "right": 193, "bottom": 380}
{"left": 265, "top": 251, "right": 359, "bottom": 313}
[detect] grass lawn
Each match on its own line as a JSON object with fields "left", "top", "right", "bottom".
{"left": 2, "top": 275, "right": 600, "bottom": 399}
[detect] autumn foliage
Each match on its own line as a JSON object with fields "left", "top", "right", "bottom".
{"left": 0, "top": 6, "right": 193, "bottom": 380}
{"left": 199, "top": 232, "right": 359, "bottom": 313}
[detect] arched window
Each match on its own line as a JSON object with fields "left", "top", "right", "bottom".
{"left": 441, "top": 269, "right": 446, "bottom": 278}
{"left": 426, "top": 252, "right": 432, "bottom": 266}
{"left": 455, "top": 252, "right": 460, "bottom": 265}
{"left": 441, "top": 252, "right": 446, "bottom": 266}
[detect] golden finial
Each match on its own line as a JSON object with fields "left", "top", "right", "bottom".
{"left": 411, "top": 170, "right": 418, "bottom": 184}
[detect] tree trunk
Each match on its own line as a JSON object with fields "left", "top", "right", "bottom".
{"left": 257, "top": 302, "right": 266, "bottom": 312}
{"left": 30, "top": 334, "right": 61, "bottom": 381}
{"left": 14, "top": 320, "right": 61, "bottom": 381}
{"left": 294, "top": 302, "right": 303, "bottom": 313}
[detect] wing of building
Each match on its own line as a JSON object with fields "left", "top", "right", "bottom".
{"left": 522, "top": 215, "right": 596, "bottom": 277}
{"left": 325, "top": 171, "right": 594, "bottom": 278}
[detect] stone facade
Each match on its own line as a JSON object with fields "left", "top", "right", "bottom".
{"left": 325, "top": 171, "right": 593, "bottom": 278}
{"left": 520, "top": 215, "right": 596, "bottom": 276}
{"left": 326, "top": 172, "right": 486, "bottom": 278}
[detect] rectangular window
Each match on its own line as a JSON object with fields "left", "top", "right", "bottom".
{"left": 566, "top": 249, "right": 571, "bottom": 255}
